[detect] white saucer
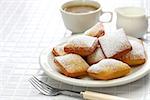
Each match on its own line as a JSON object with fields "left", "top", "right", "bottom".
{"left": 40, "top": 36, "right": 150, "bottom": 87}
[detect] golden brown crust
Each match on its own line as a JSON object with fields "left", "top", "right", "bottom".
{"left": 84, "top": 22, "right": 105, "bottom": 38}
{"left": 87, "top": 59, "right": 131, "bottom": 80}
{"left": 111, "top": 46, "right": 132, "bottom": 59}
{"left": 86, "top": 46, "right": 105, "bottom": 65}
{"left": 54, "top": 54, "right": 89, "bottom": 77}
{"left": 88, "top": 68, "right": 131, "bottom": 80}
{"left": 120, "top": 59, "right": 146, "bottom": 66}
{"left": 64, "top": 39, "right": 98, "bottom": 56}
{"left": 54, "top": 59, "right": 69, "bottom": 75}
{"left": 54, "top": 59, "right": 87, "bottom": 77}
{"left": 52, "top": 48, "right": 59, "bottom": 56}
{"left": 52, "top": 43, "right": 67, "bottom": 56}
{"left": 94, "top": 31, "right": 105, "bottom": 38}
{"left": 87, "top": 60, "right": 99, "bottom": 66}
{"left": 118, "top": 39, "right": 146, "bottom": 66}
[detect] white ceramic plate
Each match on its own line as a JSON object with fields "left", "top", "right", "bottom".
{"left": 40, "top": 36, "right": 150, "bottom": 87}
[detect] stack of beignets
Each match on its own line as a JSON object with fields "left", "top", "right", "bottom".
{"left": 52, "top": 22, "right": 146, "bottom": 80}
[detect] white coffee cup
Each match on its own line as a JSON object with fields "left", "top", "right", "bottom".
{"left": 60, "top": 0, "right": 113, "bottom": 33}
{"left": 115, "top": 7, "right": 150, "bottom": 38}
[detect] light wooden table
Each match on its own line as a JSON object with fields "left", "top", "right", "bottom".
{"left": 0, "top": 0, "right": 150, "bottom": 100}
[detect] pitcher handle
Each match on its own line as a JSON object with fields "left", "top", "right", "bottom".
{"left": 147, "top": 16, "right": 150, "bottom": 33}
{"left": 99, "top": 11, "right": 113, "bottom": 23}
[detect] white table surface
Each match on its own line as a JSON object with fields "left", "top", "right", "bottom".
{"left": 0, "top": 0, "right": 150, "bottom": 100}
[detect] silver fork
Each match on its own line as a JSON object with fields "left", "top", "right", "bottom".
{"left": 29, "top": 75, "right": 81, "bottom": 97}
{"left": 29, "top": 75, "right": 130, "bottom": 100}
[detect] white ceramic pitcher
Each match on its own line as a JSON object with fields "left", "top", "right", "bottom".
{"left": 115, "top": 7, "right": 150, "bottom": 38}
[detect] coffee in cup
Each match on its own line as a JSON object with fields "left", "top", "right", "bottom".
{"left": 60, "top": 0, "right": 113, "bottom": 33}
{"left": 64, "top": 5, "right": 98, "bottom": 13}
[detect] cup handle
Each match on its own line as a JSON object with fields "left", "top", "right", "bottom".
{"left": 99, "top": 11, "right": 113, "bottom": 23}
{"left": 147, "top": 16, "right": 150, "bottom": 33}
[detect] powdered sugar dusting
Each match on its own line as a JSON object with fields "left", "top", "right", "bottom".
{"left": 54, "top": 43, "right": 67, "bottom": 55}
{"left": 99, "top": 28, "right": 131, "bottom": 57}
{"left": 123, "top": 39, "right": 145, "bottom": 59}
{"left": 88, "top": 59, "right": 128, "bottom": 73}
{"left": 84, "top": 22, "right": 104, "bottom": 37}
{"left": 87, "top": 47, "right": 105, "bottom": 64}
{"left": 55, "top": 54, "right": 89, "bottom": 71}
{"left": 67, "top": 35, "right": 97, "bottom": 47}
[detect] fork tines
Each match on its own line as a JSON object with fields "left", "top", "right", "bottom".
{"left": 29, "top": 75, "right": 60, "bottom": 96}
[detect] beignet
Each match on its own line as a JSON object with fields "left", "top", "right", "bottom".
{"left": 52, "top": 43, "right": 67, "bottom": 56}
{"left": 54, "top": 54, "right": 90, "bottom": 77}
{"left": 87, "top": 59, "right": 131, "bottom": 80}
{"left": 64, "top": 35, "right": 98, "bottom": 56}
{"left": 87, "top": 46, "right": 105, "bottom": 65}
{"left": 119, "top": 39, "right": 146, "bottom": 66}
{"left": 99, "top": 29, "right": 132, "bottom": 59}
{"left": 84, "top": 22, "right": 105, "bottom": 37}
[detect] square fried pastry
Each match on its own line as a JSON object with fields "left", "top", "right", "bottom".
{"left": 52, "top": 43, "right": 67, "bottom": 56}
{"left": 87, "top": 59, "right": 131, "bottom": 80}
{"left": 119, "top": 39, "right": 146, "bottom": 66}
{"left": 99, "top": 28, "right": 132, "bottom": 59}
{"left": 86, "top": 46, "right": 105, "bottom": 65}
{"left": 64, "top": 35, "right": 98, "bottom": 56}
{"left": 54, "top": 54, "right": 90, "bottom": 77}
{"left": 84, "top": 22, "right": 105, "bottom": 37}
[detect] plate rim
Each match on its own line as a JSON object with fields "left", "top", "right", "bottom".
{"left": 39, "top": 36, "right": 150, "bottom": 87}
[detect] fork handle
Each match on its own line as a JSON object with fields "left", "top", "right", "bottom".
{"left": 81, "top": 91, "right": 130, "bottom": 100}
